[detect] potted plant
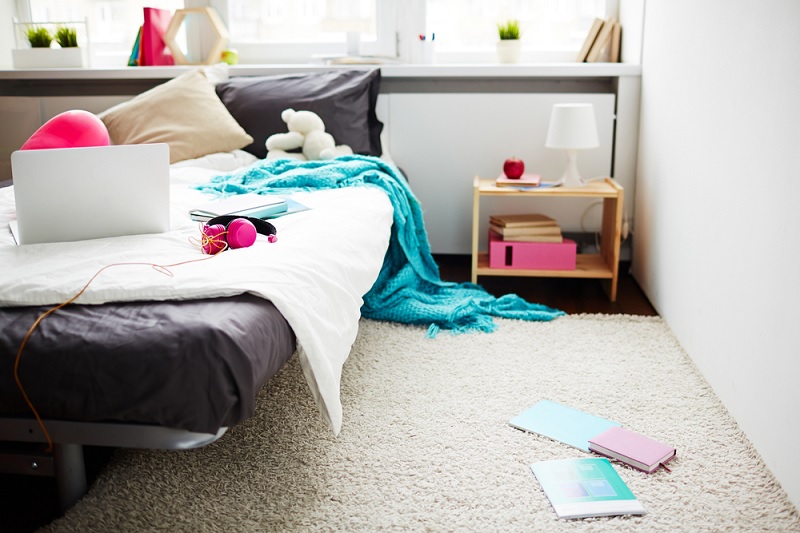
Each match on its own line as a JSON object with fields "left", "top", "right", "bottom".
{"left": 496, "top": 19, "right": 522, "bottom": 64}
{"left": 26, "top": 26, "right": 53, "bottom": 48}
{"left": 13, "top": 24, "right": 84, "bottom": 68}
{"left": 55, "top": 26, "right": 79, "bottom": 48}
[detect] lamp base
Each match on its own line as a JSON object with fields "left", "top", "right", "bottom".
{"left": 558, "top": 149, "right": 586, "bottom": 187}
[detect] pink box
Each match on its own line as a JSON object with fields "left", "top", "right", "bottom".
{"left": 488, "top": 230, "right": 577, "bottom": 270}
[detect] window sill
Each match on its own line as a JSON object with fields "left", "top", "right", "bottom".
{"left": 0, "top": 61, "right": 641, "bottom": 81}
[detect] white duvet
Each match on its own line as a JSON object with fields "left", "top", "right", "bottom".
{"left": 0, "top": 150, "right": 394, "bottom": 435}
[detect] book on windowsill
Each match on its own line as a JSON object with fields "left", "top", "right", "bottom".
{"left": 141, "top": 7, "right": 174, "bottom": 66}
{"left": 128, "top": 26, "right": 143, "bottom": 66}
{"left": 576, "top": 18, "right": 605, "bottom": 62}
{"left": 530, "top": 457, "right": 647, "bottom": 519}
{"left": 489, "top": 223, "right": 562, "bottom": 238}
{"left": 496, "top": 173, "right": 542, "bottom": 187}
{"left": 588, "top": 426, "right": 676, "bottom": 474}
{"left": 609, "top": 21, "right": 621, "bottom": 63}
{"left": 509, "top": 399, "right": 620, "bottom": 452}
{"left": 489, "top": 213, "right": 557, "bottom": 228}
{"left": 586, "top": 17, "right": 617, "bottom": 62}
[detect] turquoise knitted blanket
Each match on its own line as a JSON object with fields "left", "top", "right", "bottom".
{"left": 199, "top": 155, "right": 564, "bottom": 336}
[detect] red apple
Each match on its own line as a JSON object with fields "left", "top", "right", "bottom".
{"left": 503, "top": 157, "right": 525, "bottom": 179}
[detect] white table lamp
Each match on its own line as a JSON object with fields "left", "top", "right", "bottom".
{"left": 545, "top": 103, "right": 600, "bottom": 187}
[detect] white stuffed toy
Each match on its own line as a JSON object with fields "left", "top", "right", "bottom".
{"left": 265, "top": 108, "right": 353, "bottom": 161}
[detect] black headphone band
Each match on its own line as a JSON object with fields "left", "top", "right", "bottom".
{"left": 206, "top": 215, "right": 277, "bottom": 237}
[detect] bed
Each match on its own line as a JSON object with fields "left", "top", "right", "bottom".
{"left": 0, "top": 67, "right": 393, "bottom": 510}
{"left": 0, "top": 66, "right": 562, "bottom": 513}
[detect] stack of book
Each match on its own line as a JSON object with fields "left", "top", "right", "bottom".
{"left": 576, "top": 17, "right": 621, "bottom": 63}
{"left": 489, "top": 213, "right": 563, "bottom": 243}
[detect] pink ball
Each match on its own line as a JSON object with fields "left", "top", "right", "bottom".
{"left": 20, "top": 110, "right": 110, "bottom": 151}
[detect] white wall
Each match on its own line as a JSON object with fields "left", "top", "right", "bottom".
{"left": 633, "top": 0, "right": 800, "bottom": 509}
{"left": 389, "top": 93, "right": 617, "bottom": 253}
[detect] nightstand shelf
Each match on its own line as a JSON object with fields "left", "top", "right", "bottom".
{"left": 471, "top": 176, "right": 624, "bottom": 301}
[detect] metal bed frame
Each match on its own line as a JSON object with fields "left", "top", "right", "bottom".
{"left": 0, "top": 418, "right": 226, "bottom": 511}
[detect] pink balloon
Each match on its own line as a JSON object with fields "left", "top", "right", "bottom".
{"left": 20, "top": 110, "right": 110, "bottom": 151}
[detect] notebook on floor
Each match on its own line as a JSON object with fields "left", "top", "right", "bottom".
{"left": 10, "top": 143, "right": 170, "bottom": 245}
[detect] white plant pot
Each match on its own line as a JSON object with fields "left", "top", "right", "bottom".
{"left": 496, "top": 40, "right": 521, "bottom": 64}
{"left": 12, "top": 47, "right": 84, "bottom": 69}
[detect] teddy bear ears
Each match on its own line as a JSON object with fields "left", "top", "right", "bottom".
{"left": 282, "top": 108, "right": 326, "bottom": 134}
{"left": 280, "top": 108, "right": 296, "bottom": 123}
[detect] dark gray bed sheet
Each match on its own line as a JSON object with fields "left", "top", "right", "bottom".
{"left": 0, "top": 294, "right": 296, "bottom": 434}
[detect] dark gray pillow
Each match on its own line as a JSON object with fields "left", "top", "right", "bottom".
{"left": 215, "top": 69, "right": 383, "bottom": 159}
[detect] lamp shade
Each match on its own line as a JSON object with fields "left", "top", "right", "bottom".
{"left": 545, "top": 103, "right": 600, "bottom": 150}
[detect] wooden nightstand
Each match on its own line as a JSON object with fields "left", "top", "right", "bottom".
{"left": 471, "top": 176, "right": 624, "bottom": 301}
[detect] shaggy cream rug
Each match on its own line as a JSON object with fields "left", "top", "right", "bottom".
{"left": 43, "top": 315, "right": 799, "bottom": 532}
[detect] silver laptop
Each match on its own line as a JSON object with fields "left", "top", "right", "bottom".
{"left": 10, "top": 143, "right": 170, "bottom": 245}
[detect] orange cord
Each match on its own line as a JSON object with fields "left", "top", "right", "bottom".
{"left": 13, "top": 251, "right": 218, "bottom": 453}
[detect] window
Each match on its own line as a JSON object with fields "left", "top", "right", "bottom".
{"left": 225, "top": 0, "right": 375, "bottom": 43}
{"left": 209, "top": 0, "right": 396, "bottom": 63}
{"left": 17, "top": 0, "right": 184, "bottom": 67}
{"left": 426, "top": 0, "right": 613, "bottom": 62}
{"left": 16, "top": 0, "right": 617, "bottom": 66}
{"left": 211, "top": 0, "right": 615, "bottom": 63}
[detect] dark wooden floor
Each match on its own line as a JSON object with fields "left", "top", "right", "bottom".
{"left": 2, "top": 256, "right": 656, "bottom": 532}
{"left": 434, "top": 254, "right": 657, "bottom": 316}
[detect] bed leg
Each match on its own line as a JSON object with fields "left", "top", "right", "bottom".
{"left": 53, "top": 443, "right": 87, "bottom": 512}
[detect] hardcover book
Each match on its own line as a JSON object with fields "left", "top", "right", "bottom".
{"left": 128, "top": 26, "right": 143, "bottom": 67}
{"left": 488, "top": 224, "right": 562, "bottom": 237}
{"left": 141, "top": 7, "right": 175, "bottom": 66}
{"left": 531, "top": 457, "right": 647, "bottom": 519}
{"left": 588, "top": 426, "right": 676, "bottom": 474}
{"left": 509, "top": 400, "right": 620, "bottom": 452}
{"left": 489, "top": 213, "right": 556, "bottom": 228}
{"left": 586, "top": 17, "right": 617, "bottom": 62}
{"left": 609, "top": 21, "right": 622, "bottom": 63}
{"left": 496, "top": 173, "right": 542, "bottom": 187}
{"left": 576, "top": 18, "right": 605, "bottom": 62}
{"left": 494, "top": 232, "right": 563, "bottom": 243}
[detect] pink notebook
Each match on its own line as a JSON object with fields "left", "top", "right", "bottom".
{"left": 588, "top": 426, "right": 676, "bottom": 474}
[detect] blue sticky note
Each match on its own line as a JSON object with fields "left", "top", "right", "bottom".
{"left": 509, "top": 399, "right": 620, "bottom": 452}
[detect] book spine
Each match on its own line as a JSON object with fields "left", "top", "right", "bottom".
{"left": 128, "top": 26, "right": 142, "bottom": 67}
{"left": 586, "top": 17, "right": 617, "bottom": 62}
{"left": 577, "top": 18, "right": 604, "bottom": 62}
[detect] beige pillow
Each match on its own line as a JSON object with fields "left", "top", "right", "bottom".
{"left": 99, "top": 69, "right": 253, "bottom": 164}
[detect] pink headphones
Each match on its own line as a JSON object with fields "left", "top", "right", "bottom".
{"left": 201, "top": 216, "right": 277, "bottom": 255}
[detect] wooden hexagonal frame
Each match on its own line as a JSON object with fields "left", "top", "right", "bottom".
{"left": 163, "top": 7, "right": 229, "bottom": 65}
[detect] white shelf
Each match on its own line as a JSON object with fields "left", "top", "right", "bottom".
{"left": 0, "top": 62, "right": 641, "bottom": 81}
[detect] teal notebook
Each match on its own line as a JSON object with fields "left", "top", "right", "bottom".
{"left": 509, "top": 399, "right": 620, "bottom": 452}
{"left": 190, "top": 193, "right": 288, "bottom": 222}
{"left": 266, "top": 197, "right": 310, "bottom": 219}
{"left": 530, "top": 457, "right": 646, "bottom": 519}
